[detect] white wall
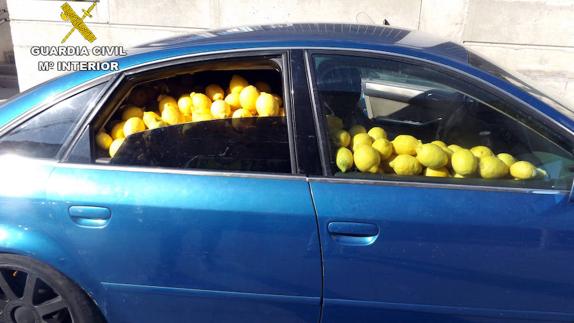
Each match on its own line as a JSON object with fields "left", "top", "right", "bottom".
{"left": 4, "top": 0, "right": 574, "bottom": 104}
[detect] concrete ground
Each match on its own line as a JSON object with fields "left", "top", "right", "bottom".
{"left": 0, "top": 86, "right": 18, "bottom": 102}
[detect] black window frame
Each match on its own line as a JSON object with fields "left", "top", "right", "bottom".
{"left": 62, "top": 49, "right": 303, "bottom": 177}
{"left": 305, "top": 49, "right": 574, "bottom": 192}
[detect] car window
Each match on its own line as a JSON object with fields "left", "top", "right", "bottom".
{"left": 0, "top": 85, "right": 103, "bottom": 159}
{"left": 88, "top": 56, "right": 291, "bottom": 174}
{"left": 311, "top": 53, "right": 574, "bottom": 190}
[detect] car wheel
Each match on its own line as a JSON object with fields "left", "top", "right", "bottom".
{"left": 0, "top": 254, "right": 104, "bottom": 323}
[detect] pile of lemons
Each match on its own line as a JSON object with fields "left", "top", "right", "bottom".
{"left": 329, "top": 115, "right": 544, "bottom": 181}
{"left": 95, "top": 75, "right": 284, "bottom": 157}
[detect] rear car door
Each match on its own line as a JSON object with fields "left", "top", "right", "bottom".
{"left": 46, "top": 52, "right": 322, "bottom": 323}
{"left": 307, "top": 51, "right": 574, "bottom": 322}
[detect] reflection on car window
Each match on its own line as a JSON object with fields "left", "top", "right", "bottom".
{"left": 92, "top": 58, "right": 290, "bottom": 174}
{"left": 0, "top": 85, "right": 102, "bottom": 159}
{"left": 313, "top": 54, "right": 574, "bottom": 190}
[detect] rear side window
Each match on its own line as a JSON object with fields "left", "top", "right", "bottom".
{"left": 0, "top": 85, "right": 103, "bottom": 159}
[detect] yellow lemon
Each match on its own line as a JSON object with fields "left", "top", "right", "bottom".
{"left": 448, "top": 144, "right": 464, "bottom": 152}
{"left": 143, "top": 111, "right": 162, "bottom": 129}
{"left": 229, "top": 74, "right": 249, "bottom": 94}
{"left": 372, "top": 138, "right": 393, "bottom": 160}
{"left": 123, "top": 117, "right": 145, "bottom": 137}
{"left": 211, "top": 100, "right": 231, "bottom": 119}
{"left": 178, "top": 95, "right": 193, "bottom": 116}
{"left": 454, "top": 173, "right": 467, "bottom": 178}
{"left": 510, "top": 161, "right": 538, "bottom": 180}
{"left": 206, "top": 84, "right": 225, "bottom": 101}
{"left": 392, "top": 135, "right": 421, "bottom": 156}
{"left": 278, "top": 107, "right": 286, "bottom": 116}
{"left": 331, "top": 129, "right": 351, "bottom": 148}
{"left": 336, "top": 147, "right": 354, "bottom": 173}
{"left": 431, "top": 140, "right": 447, "bottom": 149}
{"left": 109, "top": 138, "right": 125, "bottom": 158}
{"left": 471, "top": 145, "right": 494, "bottom": 159}
{"left": 239, "top": 85, "right": 260, "bottom": 114}
{"left": 161, "top": 105, "right": 182, "bottom": 125}
{"left": 416, "top": 143, "right": 448, "bottom": 168}
{"left": 232, "top": 108, "right": 254, "bottom": 118}
{"left": 381, "top": 154, "right": 397, "bottom": 173}
{"left": 367, "top": 127, "right": 387, "bottom": 140}
{"left": 425, "top": 167, "right": 450, "bottom": 177}
{"left": 111, "top": 121, "right": 125, "bottom": 139}
{"left": 326, "top": 115, "right": 344, "bottom": 133}
{"left": 95, "top": 132, "right": 113, "bottom": 150}
{"left": 451, "top": 149, "right": 478, "bottom": 176}
{"left": 256, "top": 92, "right": 279, "bottom": 116}
{"left": 157, "top": 95, "right": 177, "bottom": 113}
{"left": 497, "top": 153, "right": 516, "bottom": 168}
{"left": 181, "top": 114, "right": 192, "bottom": 123}
{"left": 148, "top": 120, "right": 169, "bottom": 130}
{"left": 272, "top": 94, "right": 283, "bottom": 107}
{"left": 389, "top": 154, "right": 422, "bottom": 176}
{"left": 255, "top": 81, "right": 272, "bottom": 93}
{"left": 121, "top": 106, "right": 144, "bottom": 121}
{"left": 191, "top": 93, "right": 212, "bottom": 114}
{"left": 192, "top": 112, "right": 213, "bottom": 122}
{"left": 225, "top": 93, "right": 241, "bottom": 110}
{"left": 349, "top": 125, "right": 367, "bottom": 137}
{"left": 352, "top": 133, "right": 373, "bottom": 151}
{"left": 479, "top": 156, "right": 509, "bottom": 179}
{"left": 353, "top": 145, "right": 381, "bottom": 173}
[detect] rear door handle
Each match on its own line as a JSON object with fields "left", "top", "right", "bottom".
{"left": 327, "top": 222, "right": 379, "bottom": 246}
{"left": 68, "top": 206, "right": 111, "bottom": 228}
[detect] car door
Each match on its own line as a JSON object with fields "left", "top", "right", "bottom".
{"left": 45, "top": 51, "right": 322, "bottom": 323}
{"left": 306, "top": 51, "right": 574, "bottom": 322}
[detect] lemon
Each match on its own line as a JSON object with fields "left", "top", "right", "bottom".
{"left": 389, "top": 154, "right": 422, "bottom": 176}
{"left": 192, "top": 112, "right": 213, "bottom": 122}
{"left": 232, "top": 108, "right": 254, "bottom": 118}
{"left": 352, "top": 133, "right": 373, "bottom": 151}
{"left": 497, "top": 153, "right": 516, "bottom": 168}
{"left": 454, "top": 173, "right": 467, "bottom": 178}
{"left": 181, "top": 114, "right": 192, "bottom": 123}
{"left": 416, "top": 143, "right": 448, "bottom": 168}
{"left": 255, "top": 81, "right": 272, "bottom": 93}
{"left": 191, "top": 93, "right": 212, "bottom": 114}
{"left": 123, "top": 117, "right": 146, "bottom": 137}
{"left": 205, "top": 84, "right": 225, "bottom": 101}
{"left": 353, "top": 145, "right": 381, "bottom": 173}
{"left": 225, "top": 93, "right": 241, "bottom": 110}
{"left": 178, "top": 95, "right": 193, "bottom": 115}
{"left": 272, "top": 94, "right": 283, "bottom": 107}
{"left": 425, "top": 167, "right": 450, "bottom": 177}
{"left": 239, "top": 85, "right": 260, "bottom": 114}
{"left": 143, "top": 111, "right": 162, "bottom": 129}
{"left": 111, "top": 121, "right": 125, "bottom": 139}
{"left": 211, "top": 100, "right": 231, "bottom": 119}
{"left": 331, "top": 129, "right": 351, "bottom": 148}
{"left": 161, "top": 105, "right": 182, "bottom": 125}
{"left": 471, "top": 145, "right": 494, "bottom": 159}
{"left": 431, "top": 140, "right": 447, "bottom": 149}
{"left": 392, "top": 135, "right": 421, "bottom": 156}
{"left": 349, "top": 125, "right": 367, "bottom": 137}
{"left": 479, "top": 156, "right": 509, "bottom": 179}
{"left": 510, "top": 161, "right": 538, "bottom": 180}
{"left": 326, "top": 115, "right": 344, "bottom": 133}
{"left": 229, "top": 74, "right": 249, "bottom": 94}
{"left": 95, "top": 132, "right": 113, "bottom": 150}
{"left": 381, "top": 154, "right": 397, "bottom": 173}
{"left": 157, "top": 95, "right": 177, "bottom": 113}
{"left": 278, "top": 107, "right": 286, "bottom": 116}
{"left": 448, "top": 144, "right": 464, "bottom": 152}
{"left": 367, "top": 127, "right": 387, "bottom": 140}
{"left": 451, "top": 149, "right": 478, "bottom": 175}
{"left": 109, "top": 138, "right": 125, "bottom": 158}
{"left": 122, "top": 106, "right": 144, "bottom": 121}
{"left": 336, "top": 147, "right": 354, "bottom": 173}
{"left": 372, "top": 138, "right": 393, "bottom": 160}
{"left": 148, "top": 120, "right": 169, "bottom": 129}
{"left": 256, "top": 92, "right": 279, "bottom": 116}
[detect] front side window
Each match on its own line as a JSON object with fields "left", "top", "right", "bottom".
{"left": 311, "top": 53, "right": 574, "bottom": 190}
{"left": 87, "top": 56, "right": 291, "bottom": 174}
{"left": 0, "top": 85, "right": 103, "bottom": 159}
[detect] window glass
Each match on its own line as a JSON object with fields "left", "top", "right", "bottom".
{"left": 312, "top": 54, "right": 574, "bottom": 190}
{"left": 93, "top": 58, "right": 291, "bottom": 174}
{"left": 0, "top": 85, "right": 103, "bottom": 159}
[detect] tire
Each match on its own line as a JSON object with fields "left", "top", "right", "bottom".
{"left": 0, "top": 254, "right": 105, "bottom": 323}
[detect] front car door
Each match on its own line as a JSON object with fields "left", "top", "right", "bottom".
{"left": 46, "top": 51, "right": 322, "bottom": 323}
{"left": 306, "top": 51, "right": 574, "bottom": 322}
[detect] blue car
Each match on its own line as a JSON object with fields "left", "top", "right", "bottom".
{"left": 0, "top": 23, "right": 573, "bottom": 323}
